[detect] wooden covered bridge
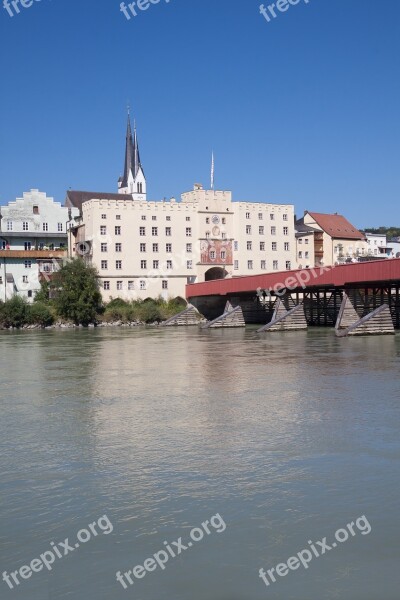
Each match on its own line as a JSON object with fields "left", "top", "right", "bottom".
{"left": 185, "top": 259, "right": 400, "bottom": 334}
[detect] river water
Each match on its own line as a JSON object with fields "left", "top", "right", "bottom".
{"left": 0, "top": 327, "right": 399, "bottom": 600}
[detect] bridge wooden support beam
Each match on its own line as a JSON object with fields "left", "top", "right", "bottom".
{"left": 257, "top": 300, "right": 307, "bottom": 333}
{"left": 202, "top": 301, "right": 245, "bottom": 329}
{"left": 162, "top": 304, "right": 202, "bottom": 326}
{"left": 303, "top": 288, "right": 342, "bottom": 327}
{"left": 335, "top": 293, "right": 395, "bottom": 337}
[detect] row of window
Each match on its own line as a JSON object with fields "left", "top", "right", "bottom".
{"left": 24, "top": 261, "right": 56, "bottom": 270}
{"left": 245, "top": 226, "right": 290, "bottom": 235}
{"left": 298, "top": 251, "right": 310, "bottom": 259}
{"left": 234, "top": 260, "right": 291, "bottom": 271}
{"left": 99, "top": 243, "right": 193, "bottom": 254}
{"left": 103, "top": 279, "right": 168, "bottom": 291}
{"left": 100, "top": 260, "right": 193, "bottom": 271}
{"left": 5, "top": 221, "right": 64, "bottom": 232}
{"left": 100, "top": 225, "right": 290, "bottom": 239}
{"left": 334, "top": 246, "right": 365, "bottom": 255}
{"left": 100, "top": 212, "right": 289, "bottom": 224}
{"left": 101, "top": 214, "right": 122, "bottom": 220}
{"left": 204, "top": 232, "right": 227, "bottom": 239}
{"left": 244, "top": 241, "right": 291, "bottom": 251}
{"left": 100, "top": 225, "right": 290, "bottom": 243}
{"left": 101, "top": 214, "right": 191, "bottom": 222}
{"left": 100, "top": 227, "right": 193, "bottom": 237}
{"left": 297, "top": 238, "right": 309, "bottom": 245}
{"left": 246, "top": 212, "right": 289, "bottom": 221}
{"left": 209, "top": 250, "right": 227, "bottom": 261}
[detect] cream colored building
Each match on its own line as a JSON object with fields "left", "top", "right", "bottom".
{"left": 297, "top": 211, "right": 368, "bottom": 267}
{"left": 233, "top": 202, "right": 296, "bottom": 275}
{"left": 68, "top": 186, "right": 296, "bottom": 301}
{"left": 65, "top": 115, "right": 296, "bottom": 301}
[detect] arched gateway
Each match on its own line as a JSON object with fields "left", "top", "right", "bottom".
{"left": 204, "top": 267, "right": 228, "bottom": 281}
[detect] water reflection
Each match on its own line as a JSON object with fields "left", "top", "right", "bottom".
{"left": 0, "top": 328, "right": 399, "bottom": 600}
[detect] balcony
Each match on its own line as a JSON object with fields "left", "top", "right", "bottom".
{"left": 0, "top": 249, "right": 67, "bottom": 259}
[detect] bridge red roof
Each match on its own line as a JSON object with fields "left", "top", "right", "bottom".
{"left": 186, "top": 258, "right": 400, "bottom": 298}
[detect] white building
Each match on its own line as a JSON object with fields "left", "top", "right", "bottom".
{"left": 0, "top": 189, "right": 79, "bottom": 302}
{"left": 388, "top": 240, "right": 400, "bottom": 258}
{"left": 365, "top": 233, "right": 391, "bottom": 258}
{"left": 66, "top": 115, "right": 296, "bottom": 301}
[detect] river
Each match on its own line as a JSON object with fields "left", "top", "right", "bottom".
{"left": 0, "top": 327, "right": 399, "bottom": 599}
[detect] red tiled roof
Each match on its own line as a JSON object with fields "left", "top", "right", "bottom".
{"left": 307, "top": 212, "right": 366, "bottom": 240}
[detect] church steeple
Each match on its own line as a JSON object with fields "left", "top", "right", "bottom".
{"left": 132, "top": 120, "right": 143, "bottom": 178}
{"left": 118, "top": 112, "right": 146, "bottom": 199}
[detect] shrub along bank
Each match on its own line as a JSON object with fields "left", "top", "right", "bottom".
{"left": 99, "top": 297, "right": 188, "bottom": 324}
{"left": 0, "top": 296, "right": 54, "bottom": 329}
{"left": 0, "top": 296, "right": 189, "bottom": 329}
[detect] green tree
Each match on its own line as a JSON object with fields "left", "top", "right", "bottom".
{"left": 34, "top": 279, "right": 51, "bottom": 304}
{"left": 27, "top": 302, "right": 54, "bottom": 327}
{"left": 50, "top": 259, "right": 103, "bottom": 325}
{"left": 364, "top": 226, "right": 400, "bottom": 239}
{"left": 0, "top": 296, "right": 28, "bottom": 328}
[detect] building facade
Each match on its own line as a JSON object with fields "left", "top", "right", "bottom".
{"left": 295, "top": 222, "right": 316, "bottom": 269}
{"left": 297, "top": 211, "right": 368, "bottom": 267}
{"left": 69, "top": 186, "right": 296, "bottom": 301}
{"left": 364, "top": 233, "right": 392, "bottom": 258}
{"left": 388, "top": 240, "right": 400, "bottom": 258}
{"left": 0, "top": 189, "right": 79, "bottom": 302}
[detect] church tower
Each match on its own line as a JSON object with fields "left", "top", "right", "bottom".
{"left": 118, "top": 114, "right": 146, "bottom": 200}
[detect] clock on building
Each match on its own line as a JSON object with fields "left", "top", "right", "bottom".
{"left": 211, "top": 215, "right": 220, "bottom": 225}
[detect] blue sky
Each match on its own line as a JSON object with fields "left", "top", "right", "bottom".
{"left": 0, "top": 0, "right": 399, "bottom": 227}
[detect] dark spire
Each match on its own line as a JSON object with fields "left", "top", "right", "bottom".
{"left": 132, "top": 120, "right": 142, "bottom": 177}
{"left": 121, "top": 114, "right": 143, "bottom": 189}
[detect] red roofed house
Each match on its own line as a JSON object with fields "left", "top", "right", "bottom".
{"left": 299, "top": 211, "right": 368, "bottom": 267}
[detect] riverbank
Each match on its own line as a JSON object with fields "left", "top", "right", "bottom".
{"left": 0, "top": 295, "right": 193, "bottom": 330}
{"left": 0, "top": 320, "right": 179, "bottom": 331}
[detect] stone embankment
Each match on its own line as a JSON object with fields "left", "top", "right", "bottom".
{"left": 0, "top": 319, "right": 185, "bottom": 330}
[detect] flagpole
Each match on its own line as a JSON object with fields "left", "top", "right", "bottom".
{"left": 211, "top": 151, "right": 214, "bottom": 190}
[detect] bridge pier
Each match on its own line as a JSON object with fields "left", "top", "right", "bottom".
{"left": 257, "top": 299, "right": 307, "bottom": 333}
{"left": 202, "top": 301, "right": 245, "bottom": 329}
{"left": 336, "top": 293, "right": 395, "bottom": 337}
